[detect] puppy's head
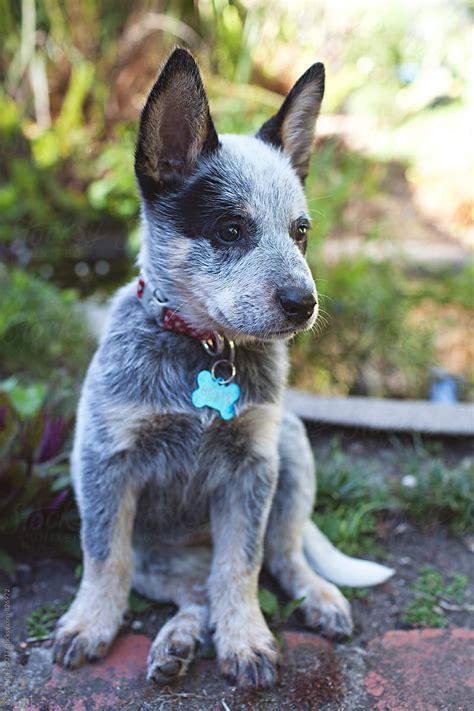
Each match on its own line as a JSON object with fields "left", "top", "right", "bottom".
{"left": 135, "top": 48, "right": 324, "bottom": 342}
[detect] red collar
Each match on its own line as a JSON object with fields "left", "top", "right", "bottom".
{"left": 137, "top": 275, "right": 214, "bottom": 343}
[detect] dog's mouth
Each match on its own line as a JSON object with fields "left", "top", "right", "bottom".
{"left": 208, "top": 307, "right": 315, "bottom": 342}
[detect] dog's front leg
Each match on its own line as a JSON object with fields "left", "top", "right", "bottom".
{"left": 53, "top": 479, "right": 136, "bottom": 669}
{"left": 207, "top": 414, "right": 280, "bottom": 689}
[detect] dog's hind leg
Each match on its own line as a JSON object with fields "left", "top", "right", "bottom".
{"left": 132, "top": 545, "right": 211, "bottom": 684}
{"left": 265, "top": 412, "right": 354, "bottom": 637}
{"left": 265, "top": 412, "right": 394, "bottom": 637}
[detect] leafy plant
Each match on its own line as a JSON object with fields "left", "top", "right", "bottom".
{"left": 128, "top": 590, "right": 153, "bottom": 615}
{"left": 27, "top": 599, "right": 70, "bottom": 639}
{"left": 291, "top": 254, "right": 435, "bottom": 398}
{"left": 403, "top": 567, "right": 469, "bottom": 628}
{"left": 0, "top": 268, "right": 94, "bottom": 381}
{"left": 0, "top": 378, "right": 78, "bottom": 575}
{"left": 259, "top": 588, "right": 305, "bottom": 634}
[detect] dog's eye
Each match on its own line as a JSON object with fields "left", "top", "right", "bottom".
{"left": 293, "top": 221, "right": 310, "bottom": 245}
{"left": 296, "top": 225, "right": 308, "bottom": 240}
{"left": 216, "top": 224, "right": 241, "bottom": 243}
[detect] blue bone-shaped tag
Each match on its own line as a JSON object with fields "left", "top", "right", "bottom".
{"left": 191, "top": 370, "right": 240, "bottom": 420}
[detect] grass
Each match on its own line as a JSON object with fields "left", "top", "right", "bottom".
{"left": 314, "top": 437, "right": 474, "bottom": 557}
{"left": 393, "top": 438, "right": 474, "bottom": 535}
{"left": 313, "top": 439, "right": 394, "bottom": 557}
{"left": 403, "top": 567, "right": 469, "bottom": 628}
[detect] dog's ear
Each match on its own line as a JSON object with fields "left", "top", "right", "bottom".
{"left": 135, "top": 48, "right": 219, "bottom": 197}
{"left": 256, "top": 63, "right": 325, "bottom": 183}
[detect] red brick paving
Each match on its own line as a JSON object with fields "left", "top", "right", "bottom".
{"left": 18, "top": 631, "right": 343, "bottom": 710}
{"left": 364, "top": 628, "right": 474, "bottom": 711}
{"left": 13, "top": 628, "right": 474, "bottom": 709}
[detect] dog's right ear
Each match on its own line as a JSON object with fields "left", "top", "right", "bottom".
{"left": 135, "top": 48, "right": 219, "bottom": 198}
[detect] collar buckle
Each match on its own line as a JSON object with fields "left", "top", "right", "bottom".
{"left": 137, "top": 274, "right": 169, "bottom": 325}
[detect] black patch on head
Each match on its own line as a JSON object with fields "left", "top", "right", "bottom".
{"left": 173, "top": 169, "right": 257, "bottom": 250}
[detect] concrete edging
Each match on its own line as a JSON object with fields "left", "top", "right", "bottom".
{"left": 284, "top": 389, "right": 474, "bottom": 436}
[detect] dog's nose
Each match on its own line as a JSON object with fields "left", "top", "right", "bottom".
{"left": 278, "top": 287, "right": 316, "bottom": 322}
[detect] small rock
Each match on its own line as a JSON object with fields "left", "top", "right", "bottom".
{"left": 15, "top": 563, "right": 33, "bottom": 584}
{"left": 394, "top": 523, "right": 411, "bottom": 535}
{"left": 401, "top": 474, "right": 417, "bottom": 488}
{"left": 23, "top": 647, "right": 53, "bottom": 689}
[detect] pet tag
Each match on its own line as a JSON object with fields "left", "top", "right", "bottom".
{"left": 192, "top": 367, "right": 240, "bottom": 420}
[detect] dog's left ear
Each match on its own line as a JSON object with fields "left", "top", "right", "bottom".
{"left": 256, "top": 63, "right": 325, "bottom": 183}
{"left": 135, "top": 48, "right": 219, "bottom": 198}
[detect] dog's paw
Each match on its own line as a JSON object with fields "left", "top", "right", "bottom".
{"left": 53, "top": 603, "right": 122, "bottom": 669}
{"left": 147, "top": 608, "right": 206, "bottom": 685}
{"left": 215, "top": 616, "right": 279, "bottom": 689}
{"left": 220, "top": 649, "right": 278, "bottom": 689}
{"left": 299, "top": 582, "right": 353, "bottom": 639}
{"left": 148, "top": 638, "right": 195, "bottom": 684}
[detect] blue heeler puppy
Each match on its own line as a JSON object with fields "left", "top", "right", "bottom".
{"left": 53, "top": 48, "right": 393, "bottom": 689}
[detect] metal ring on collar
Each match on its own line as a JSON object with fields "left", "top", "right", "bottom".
{"left": 211, "top": 360, "right": 236, "bottom": 385}
{"left": 202, "top": 333, "right": 225, "bottom": 357}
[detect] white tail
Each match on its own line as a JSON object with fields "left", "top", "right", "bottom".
{"left": 303, "top": 520, "right": 394, "bottom": 587}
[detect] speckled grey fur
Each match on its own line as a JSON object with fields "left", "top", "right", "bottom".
{"left": 55, "top": 49, "right": 360, "bottom": 689}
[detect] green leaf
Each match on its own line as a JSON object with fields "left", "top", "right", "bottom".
{"left": 128, "top": 590, "right": 152, "bottom": 614}
{"left": 258, "top": 588, "right": 278, "bottom": 618}
{"left": 0, "top": 379, "right": 47, "bottom": 419}
{"left": 280, "top": 597, "right": 305, "bottom": 622}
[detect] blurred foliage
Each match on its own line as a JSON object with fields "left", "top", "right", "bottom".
{"left": 408, "top": 264, "right": 474, "bottom": 310}
{"left": 292, "top": 256, "right": 435, "bottom": 398}
{"left": 0, "top": 267, "right": 94, "bottom": 380}
{"left": 0, "top": 377, "right": 78, "bottom": 576}
{"left": 0, "top": 0, "right": 471, "bottom": 405}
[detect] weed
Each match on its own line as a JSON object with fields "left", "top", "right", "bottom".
{"left": 128, "top": 590, "right": 153, "bottom": 615}
{"left": 259, "top": 588, "right": 305, "bottom": 630}
{"left": 403, "top": 567, "right": 469, "bottom": 628}
{"left": 291, "top": 255, "right": 436, "bottom": 399}
{"left": 27, "top": 600, "right": 70, "bottom": 639}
